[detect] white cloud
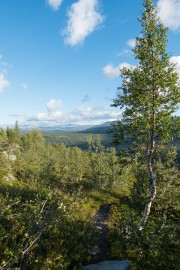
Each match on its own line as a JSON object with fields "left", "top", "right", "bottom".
{"left": 36, "top": 113, "right": 48, "bottom": 120}
{"left": 46, "top": 99, "right": 63, "bottom": 112}
{"left": 170, "top": 56, "right": 180, "bottom": 72}
{"left": 103, "top": 62, "right": 135, "bottom": 79}
{"left": 47, "top": 0, "right": 63, "bottom": 11}
{"left": 117, "top": 49, "right": 131, "bottom": 57}
{"left": 157, "top": 0, "right": 180, "bottom": 31}
{"left": 0, "top": 73, "right": 10, "bottom": 93}
{"left": 127, "top": 38, "right": 136, "bottom": 48}
{"left": 103, "top": 64, "right": 120, "bottom": 79}
{"left": 63, "top": 0, "right": 104, "bottom": 46}
{"left": 72, "top": 106, "right": 120, "bottom": 123}
{"left": 50, "top": 111, "right": 64, "bottom": 119}
{"left": 73, "top": 106, "right": 121, "bottom": 124}
{"left": 30, "top": 111, "right": 65, "bottom": 121}
{"left": 24, "top": 99, "right": 66, "bottom": 124}
{"left": 19, "top": 101, "right": 121, "bottom": 126}
{"left": 103, "top": 56, "right": 180, "bottom": 81}
{"left": 27, "top": 99, "right": 67, "bottom": 123}
{"left": 103, "top": 56, "right": 180, "bottom": 80}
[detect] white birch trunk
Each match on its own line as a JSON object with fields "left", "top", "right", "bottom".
{"left": 138, "top": 140, "right": 156, "bottom": 230}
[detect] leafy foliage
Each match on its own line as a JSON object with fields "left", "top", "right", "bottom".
{"left": 0, "top": 121, "right": 179, "bottom": 269}
{"left": 109, "top": 0, "right": 180, "bottom": 268}
{"left": 0, "top": 1, "right": 180, "bottom": 267}
{"left": 0, "top": 128, "right": 126, "bottom": 269}
{"left": 112, "top": 0, "right": 180, "bottom": 146}
{"left": 109, "top": 146, "right": 180, "bottom": 269}
{"left": 112, "top": 0, "right": 180, "bottom": 231}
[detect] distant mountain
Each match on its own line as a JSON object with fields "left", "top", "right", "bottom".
{"left": 42, "top": 122, "right": 114, "bottom": 150}
{"left": 19, "top": 124, "right": 94, "bottom": 132}
{"left": 81, "top": 122, "right": 113, "bottom": 134}
{"left": 18, "top": 122, "right": 114, "bottom": 133}
{"left": 0, "top": 122, "right": 113, "bottom": 133}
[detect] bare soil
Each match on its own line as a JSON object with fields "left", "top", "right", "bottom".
{"left": 90, "top": 204, "right": 111, "bottom": 263}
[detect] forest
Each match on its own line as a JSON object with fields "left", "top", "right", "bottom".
{"left": 0, "top": 0, "right": 180, "bottom": 269}
{"left": 0, "top": 121, "right": 179, "bottom": 269}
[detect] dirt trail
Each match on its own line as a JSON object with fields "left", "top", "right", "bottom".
{"left": 90, "top": 204, "right": 111, "bottom": 262}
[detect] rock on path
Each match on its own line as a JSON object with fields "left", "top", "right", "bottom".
{"left": 82, "top": 260, "right": 131, "bottom": 270}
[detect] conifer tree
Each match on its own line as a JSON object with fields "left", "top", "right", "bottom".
{"left": 112, "top": 0, "right": 180, "bottom": 229}
{"left": 6, "top": 121, "right": 21, "bottom": 144}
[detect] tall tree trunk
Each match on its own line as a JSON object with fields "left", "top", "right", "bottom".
{"left": 138, "top": 129, "right": 156, "bottom": 230}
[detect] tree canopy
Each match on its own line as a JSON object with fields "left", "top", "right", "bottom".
{"left": 112, "top": 0, "right": 180, "bottom": 229}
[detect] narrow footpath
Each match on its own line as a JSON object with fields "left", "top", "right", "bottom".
{"left": 90, "top": 204, "right": 111, "bottom": 262}
{"left": 82, "top": 204, "right": 131, "bottom": 270}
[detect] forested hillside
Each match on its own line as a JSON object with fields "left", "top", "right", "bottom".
{"left": 42, "top": 122, "right": 180, "bottom": 164}
{"left": 42, "top": 130, "right": 113, "bottom": 150}
{"left": 0, "top": 0, "right": 180, "bottom": 269}
{"left": 0, "top": 124, "right": 179, "bottom": 269}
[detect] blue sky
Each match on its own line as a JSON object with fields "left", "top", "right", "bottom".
{"left": 0, "top": 0, "right": 180, "bottom": 127}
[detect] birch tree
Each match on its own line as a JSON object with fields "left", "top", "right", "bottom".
{"left": 112, "top": 0, "right": 180, "bottom": 230}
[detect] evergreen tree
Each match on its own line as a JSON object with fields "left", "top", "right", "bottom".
{"left": 112, "top": 0, "right": 180, "bottom": 229}
{"left": 6, "top": 121, "right": 21, "bottom": 144}
{"left": 0, "top": 128, "right": 8, "bottom": 145}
